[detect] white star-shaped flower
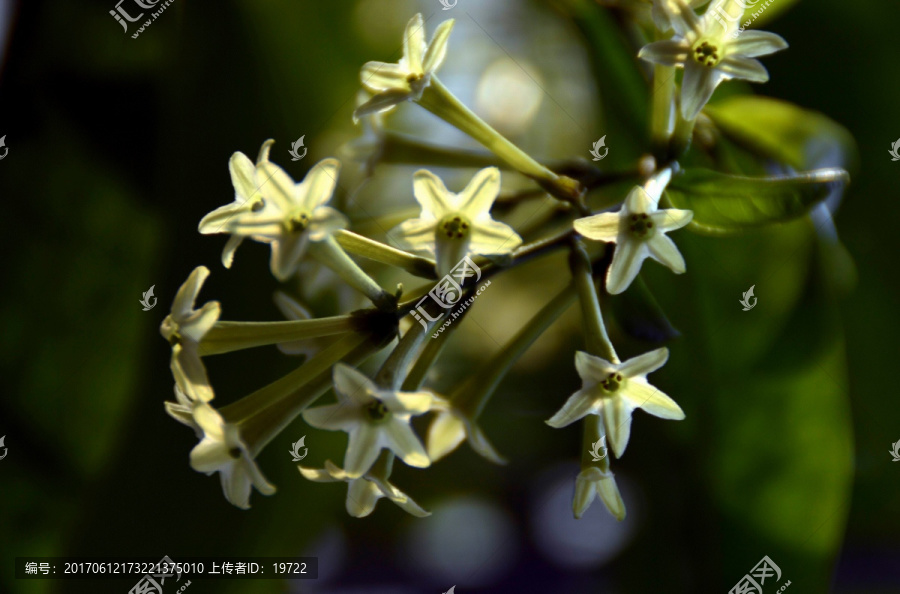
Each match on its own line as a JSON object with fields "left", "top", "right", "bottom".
{"left": 639, "top": 0, "right": 788, "bottom": 120}
{"left": 189, "top": 401, "right": 276, "bottom": 510}
{"left": 355, "top": 14, "right": 455, "bottom": 119}
{"left": 388, "top": 167, "right": 522, "bottom": 276}
{"left": 299, "top": 460, "right": 429, "bottom": 518}
{"left": 546, "top": 348, "right": 685, "bottom": 458}
{"left": 159, "top": 266, "right": 220, "bottom": 402}
{"left": 302, "top": 364, "right": 439, "bottom": 478}
{"left": 199, "top": 149, "right": 348, "bottom": 281}
{"left": 574, "top": 169, "right": 692, "bottom": 295}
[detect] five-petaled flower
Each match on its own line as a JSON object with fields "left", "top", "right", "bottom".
{"left": 546, "top": 348, "right": 685, "bottom": 458}
{"left": 389, "top": 167, "right": 522, "bottom": 276}
{"left": 299, "top": 460, "right": 430, "bottom": 518}
{"left": 189, "top": 401, "right": 276, "bottom": 510}
{"left": 199, "top": 148, "right": 348, "bottom": 281}
{"left": 302, "top": 363, "right": 441, "bottom": 478}
{"left": 639, "top": 0, "right": 788, "bottom": 120}
{"left": 355, "top": 13, "right": 455, "bottom": 119}
{"left": 574, "top": 169, "right": 692, "bottom": 295}
{"left": 159, "top": 266, "right": 220, "bottom": 402}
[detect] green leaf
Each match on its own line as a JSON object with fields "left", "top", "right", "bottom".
{"left": 665, "top": 168, "right": 850, "bottom": 235}
{"left": 704, "top": 96, "right": 857, "bottom": 171}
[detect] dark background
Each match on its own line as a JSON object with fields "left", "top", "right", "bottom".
{"left": 1, "top": 0, "right": 898, "bottom": 592}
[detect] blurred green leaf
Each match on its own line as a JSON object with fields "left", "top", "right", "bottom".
{"left": 607, "top": 274, "right": 680, "bottom": 343}
{"left": 704, "top": 96, "right": 857, "bottom": 170}
{"left": 666, "top": 167, "right": 849, "bottom": 235}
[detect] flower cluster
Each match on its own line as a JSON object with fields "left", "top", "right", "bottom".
{"left": 160, "top": 3, "right": 846, "bottom": 524}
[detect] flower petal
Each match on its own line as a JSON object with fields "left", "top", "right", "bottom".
{"left": 180, "top": 300, "right": 221, "bottom": 343}
{"left": 458, "top": 167, "right": 501, "bottom": 217}
{"left": 680, "top": 62, "right": 723, "bottom": 120}
{"left": 427, "top": 410, "right": 467, "bottom": 461}
{"left": 343, "top": 424, "right": 383, "bottom": 478}
{"left": 382, "top": 419, "right": 430, "bottom": 469}
{"left": 221, "top": 235, "right": 244, "bottom": 268}
{"left": 388, "top": 217, "right": 438, "bottom": 256}
{"left": 605, "top": 237, "right": 648, "bottom": 295}
{"left": 546, "top": 388, "right": 599, "bottom": 428}
{"left": 240, "top": 452, "right": 276, "bottom": 496}
{"left": 650, "top": 208, "right": 693, "bottom": 232}
{"left": 171, "top": 343, "right": 214, "bottom": 403}
{"left": 573, "top": 469, "right": 599, "bottom": 519}
{"left": 637, "top": 39, "right": 688, "bottom": 67}
{"left": 190, "top": 437, "right": 231, "bottom": 475}
{"left": 308, "top": 206, "right": 349, "bottom": 241}
{"left": 257, "top": 161, "right": 298, "bottom": 212}
{"left": 574, "top": 212, "right": 621, "bottom": 242}
{"left": 730, "top": 31, "right": 789, "bottom": 58}
{"left": 661, "top": 0, "right": 703, "bottom": 37}
{"left": 618, "top": 347, "right": 669, "bottom": 378}
{"left": 346, "top": 477, "right": 381, "bottom": 517}
{"left": 718, "top": 55, "right": 769, "bottom": 83}
{"left": 624, "top": 186, "right": 654, "bottom": 214}
{"left": 623, "top": 379, "right": 685, "bottom": 420}
{"left": 219, "top": 463, "right": 252, "bottom": 509}
{"left": 646, "top": 233, "right": 687, "bottom": 274}
{"left": 172, "top": 266, "right": 210, "bottom": 320}
{"left": 403, "top": 14, "right": 427, "bottom": 73}
{"left": 269, "top": 233, "right": 310, "bottom": 281}
{"left": 302, "top": 403, "right": 362, "bottom": 431}
{"left": 574, "top": 351, "right": 617, "bottom": 386}
{"left": 595, "top": 471, "right": 626, "bottom": 521}
{"left": 229, "top": 151, "right": 259, "bottom": 203}
{"left": 382, "top": 389, "right": 434, "bottom": 415}
{"left": 354, "top": 89, "right": 412, "bottom": 120}
{"left": 333, "top": 363, "right": 378, "bottom": 407}
{"left": 423, "top": 19, "right": 455, "bottom": 73}
{"left": 466, "top": 419, "right": 508, "bottom": 465}
{"left": 360, "top": 61, "right": 411, "bottom": 93}
{"left": 298, "top": 466, "right": 339, "bottom": 482}
{"left": 469, "top": 218, "right": 521, "bottom": 255}
{"left": 603, "top": 398, "right": 635, "bottom": 458}
{"left": 413, "top": 169, "right": 454, "bottom": 217}
{"left": 298, "top": 158, "right": 341, "bottom": 211}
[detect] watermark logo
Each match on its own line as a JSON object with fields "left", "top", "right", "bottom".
{"left": 288, "top": 136, "right": 307, "bottom": 161}
{"left": 0, "top": 135, "right": 8, "bottom": 160}
{"left": 889, "top": 139, "right": 900, "bottom": 161}
{"left": 408, "top": 257, "right": 492, "bottom": 337}
{"left": 590, "top": 135, "right": 608, "bottom": 161}
{"left": 289, "top": 436, "right": 308, "bottom": 462}
{"left": 129, "top": 555, "right": 189, "bottom": 594}
{"left": 0, "top": 435, "right": 7, "bottom": 461}
{"left": 111, "top": 0, "right": 175, "bottom": 39}
{"left": 439, "top": 0, "right": 457, "bottom": 10}
{"left": 729, "top": 555, "right": 790, "bottom": 594}
{"left": 588, "top": 435, "right": 608, "bottom": 461}
{"left": 443, "top": 587, "right": 456, "bottom": 594}
{"left": 140, "top": 285, "right": 158, "bottom": 311}
{"left": 740, "top": 285, "right": 757, "bottom": 311}
{"left": 890, "top": 439, "right": 900, "bottom": 462}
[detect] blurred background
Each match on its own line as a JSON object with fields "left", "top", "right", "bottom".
{"left": 1, "top": 0, "right": 898, "bottom": 592}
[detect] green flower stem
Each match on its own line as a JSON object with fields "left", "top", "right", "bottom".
{"left": 670, "top": 111, "right": 696, "bottom": 161}
{"left": 582, "top": 417, "right": 611, "bottom": 473}
{"left": 380, "top": 131, "right": 506, "bottom": 170}
{"left": 199, "top": 316, "right": 356, "bottom": 356}
{"left": 334, "top": 229, "right": 437, "bottom": 280}
{"left": 419, "top": 76, "right": 585, "bottom": 206}
{"left": 375, "top": 316, "right": 430, "bottom": 390}
{"left": 402, "top": 321, "right": 454, "bottom": 391}
{"left": 570, "top": 240, "right": 619, "bottom": 363}
{"left": 309, "top": 236, "right": 396, "bottom": 311}
{"left": 221, "top": 331, "right": 368, "bottom": 427}
{"left": 455, "top": 283, "right": 578, "bottom": 418}
{"left": 228, "top": 332, "right": 378, "bottom": 456}
{"left": 650, "top": 64, "right": 676, "bottom": 159}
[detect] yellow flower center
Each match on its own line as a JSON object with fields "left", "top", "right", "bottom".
{"left": 692, "top": 40, "right": 721, "bottom": 67}
{"left": 250, "top": 196, "right": 266, "bottom": 212}
{"left": 161, "top": 316, "right": 182, "bottom": 345}
{"left": 284, "top": 211, "right": 311, "bottom": 233}
{"left": 366, "top": 400, "right": 390, "bottom": 422}
{"left": 439, "top": 214, "right": 471, "bottom": 240}
{"left": 599, "top": 373, "right": 624, "bottom": 394}
{"left": 628, "top": 213, "right": 655, "bottom": 239}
